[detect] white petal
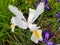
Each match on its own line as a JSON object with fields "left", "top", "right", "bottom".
{"left": 11, "top": 25, "right": 15, "bottom": 32}
{"left": 32, "top": 2, "right": 44, "bottom": 22}
{"left": 57, "top": 44, "right": 60, "bottom": 45}
{"left": 31, "top": 30, "right": 43, "bottom": 43}
{"left": 38, "top": 30, "right": 43, "bottom": 41}
{"left": 28, "top": 24, "right": 40, "bottom": 31}
{"left": 28, "top": 8, "right": 35, "bottom": 23}
{"left": 11, "top": 16, "right": 27, "bottom": 29}
{"left": 14, "top": 17, "right": 28, "bottom": 29}
{"left": 8, "top": 5, "right": 26, "bottom": 21}
{"left": 11, "top": 17, "right": 16, "bottom": 25}
{"left": 11, "top": 17, "right": 16, "bottom": 32}
{"left": 31, "top": 32, "right": 39, "bottom": 43}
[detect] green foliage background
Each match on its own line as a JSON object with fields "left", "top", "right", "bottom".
{"left": 0, "top": 0, "right": 60, "bottom": 45}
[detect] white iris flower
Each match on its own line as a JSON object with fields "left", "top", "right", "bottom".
{"left": 8, "top": 2, "right": 44, "bottom": 43}
{"left": 30, "top": 25, "right": 43, "bottom": 43}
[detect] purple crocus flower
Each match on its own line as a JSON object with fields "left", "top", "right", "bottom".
{"left": 42, "top": 30, "right": 55, "bottom": 45}
{"left": 42, "top": 30, "right": 55, "bottom": 42}
{"left": 56, "top": 12, "right": 60, "bottom": 18}
{"left": 56, "top": 12, "right": 60, "bottom": 22}
{"left": 46, "top": 41, "right": 56, "bottom": 45}
{"left": 56, "top": 0, "right": 60, "bottom": 2}
{"left": 45, "top": 5, "right": 51, "bottom": 11}
{"left": 44, "top": 0, "right": 51, "bottom": 11}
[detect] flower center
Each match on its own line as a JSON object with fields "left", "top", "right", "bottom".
{"left": 34, "top": 30, "right": 40, "bottom": 38}
{"left": 11, "top": 23, "right": 15, "bottom": 27}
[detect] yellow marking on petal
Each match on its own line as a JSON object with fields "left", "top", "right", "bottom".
{"left": 11, "top": 23, "right": 15, "bottom": 27}
{"left": 34, "top": 30, "right": 40, "bottom": 38}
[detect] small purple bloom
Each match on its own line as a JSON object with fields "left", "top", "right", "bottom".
{"left": 45, "top": 5, "right": 50, "bottom": 11}
{"left": 56, "top": 0, "right": 60, "bottom": 2}
{"left": 56, "top": 12, "right": 60, "bottom": 18}
{"left": 56, "top": 12, "right": 60, "bottom": 22}
{"left": 42, "top": 30, "right": 55, "bottom": 42}
{"left": 44, "top": 0, "right": 51, "bottom": 11}
{"left": 46, "top": 41, "right": 56, "bottom": 45}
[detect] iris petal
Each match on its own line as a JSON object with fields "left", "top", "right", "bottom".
{"left": 46, "top": 41, "right": 56, "bottom": 45}
{"left": 43, "top": 30, "right": 55, "bottom": 42}
{"left": 45, "top": 5, "right": 50, "bottom": 11}
{"left": 44, "top": 0, "right": 48, "bottom": 5}
{"left": 56, "top": 12, "right": 60, "bottom": 18}
{"left": 31, "top": 30, "right": 42, "bottom": 43}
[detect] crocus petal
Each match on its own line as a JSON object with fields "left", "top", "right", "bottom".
{"left": 43, "top": 30, "right": 49, "bottom": 42}
{"left": 28, "top": 8, "right": 35, "bottom": 23}
{"left": 33, "top": 2, "right": 44, "bottom": 22}
{"left": 43, "top": 30, "right": 55, "bottom": 42}
{"left": 31, "top": 30, "right": 43, "bottom": 43}
{"left": 56, "top": 12, "right": 60, "bottom": 18}
{"left": 56, "top": 12, "right": 60, "bottom": 22}
{"left": 8, "top": 5, "right": 26, "bottom": 21}
{"left": 46, "top": 41, "right": 56, "bottom": 45}
{"left": 44, "top": 0, "right": 48, "bottom": 5}
{"left": 45, "top": 5, "right": 50, "bottom": 11}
